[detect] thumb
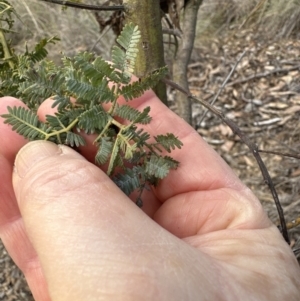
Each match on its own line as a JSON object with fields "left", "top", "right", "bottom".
{"left": 12, "top": 141, "right": 154, "bottom": 300}
{"left": 12, "top": 141, "right": 218, "bottom": 301}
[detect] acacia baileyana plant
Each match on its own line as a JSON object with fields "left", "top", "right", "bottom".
{"left": 0, "top": 2, "right": 182, "bottom": 206}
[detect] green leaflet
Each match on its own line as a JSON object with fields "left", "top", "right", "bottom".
{"left": 154, "top": 133, "right": 183, "bottom": 153}
{"left": 114, "top": 105, "right": 152, "bottom": 124}
{"left": 113, "top": 166, "right": 145, "bottom": 196}
{"left": 145, "top": 155, "right": 173, "bottom": 179}
{"left": 77, "top": 105, "right": 108, "bottom": 134}
{"left": 71, "top": 53, "right": 121, "bottom": 85}
{"left": 95, "top": 137, "right": 113, "bottom": 165}
{"left": 120, "top": 66, "right": 169, "bottom": 101}
{"left": 66, "top": 131, "right": 86, "bottom": 147}
{"left": 0, "top": 19, "right": 183, "bottom": 206}
{"left": 112, "top": 24, "right": 141, "bottom": 84}
{"left": 25, "top": 37, "right": 60, "bottom": 64}
{"left": 2, "top": 106, "right": 49, "bottom": 140}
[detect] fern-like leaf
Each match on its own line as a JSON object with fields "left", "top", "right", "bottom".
{"left": 154, "top": 133, "right": 183, "bottom": 153}
{"left": 120, "top": 66, "right": 168, "bottom": 101}
{"left": 65, "top": 131, "right": 86, "bottom": 147}
{"left": 17, "top": 61, "right": 65, "bottom": 108}
{"left": 114, "top": 105, "right": 151, "bottom": 124}
{"left": 133, "top": 128, "right": 151, "bottom": 147}
{"left": 45, "top": 114, "right": 66, "bottom": 130}
{"left": 111, "top": 23, "right": 141, "bottom": 83}
{"left": 144, "top": 155, "right": 171, "bottom": 179}
{"left": 162, "top": 155, "right": 180, "bottom": 169}
{"left": 77, "top": 105, "right": 108, "bottom": 134}
{"left": 25, "top": 37, "right": 60, "bottom": 64}
{"left": 95, "top": 137, "right": 113, "bottom": 165}
{"left": 113, "top": 166, "right": 145, "bottom": 196}
{"left": 1, "top": 106, "right": 49, "bottom": 140}
{"left": 0, "top": 19, "right": 183, "bottom": 207}
{"left": 71, "top": 52, "right": 121, "bottom": 85}
{"left": 65, "top": 70, "right": 115, "bottom": 104}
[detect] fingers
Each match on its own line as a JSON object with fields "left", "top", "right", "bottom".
{"left": 37, "top": 97, "right": 98, "bottom": 163}
{"left": 38, "top": 90, "right": 246, "bottom": 202}
{"left": 11, "top": 141, "right": 140, "bottom": 299}
{"left": 11, "top": 140, "right": 218, "bottom": 300}
{"left": 0, "top": 97, "right": 51, "bottom": 301}
{"left": 153, "top": 187, "right": 271, "bottom": 238}
{"left": 0, "top": 97, "right": 28, "bottom": 163}
{"left": 119, "top": 91, "right": 247, "bottom": 199}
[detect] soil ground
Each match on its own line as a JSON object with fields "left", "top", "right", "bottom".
{"left": 1, "top": 28, "right": 300, "bottom": 300}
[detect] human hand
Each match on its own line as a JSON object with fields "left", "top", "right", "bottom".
{"left": 0, "top": 92, "right": 299, "bottom": 301}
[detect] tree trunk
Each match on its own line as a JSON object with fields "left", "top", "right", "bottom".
{"left": 123, "top": 0, "right": 167, "bottom": 105}
{"left": 173, "top": 0, "right": 203, "bottom": 124}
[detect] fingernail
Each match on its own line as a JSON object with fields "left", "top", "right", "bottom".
{"left": 14, "top": 141, "right": 62, "bottom": 178}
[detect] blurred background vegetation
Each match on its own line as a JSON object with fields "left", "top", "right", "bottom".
{"left": 10, "top": 0, "right": 300, "bottom": 62}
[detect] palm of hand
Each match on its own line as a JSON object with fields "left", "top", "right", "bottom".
{"left": 0, "top": 93, "right": 299, "bottom": 301}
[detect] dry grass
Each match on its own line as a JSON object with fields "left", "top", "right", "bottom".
{"left": 10, "top": 0, "right": 300, "bottom": 61}
{"left": 10, "top": 0, "right": 115, "bottom": 62}
{"left": 196, "top": 0, "right": 300, "bottom": 42}
{"left": 8, "top": 0, "right": 300, "bottom": 61}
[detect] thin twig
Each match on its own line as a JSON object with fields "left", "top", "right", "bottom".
{"left": 90, "top": 25, "right": 111, "bottom": 52}
{"left": 258, "top": 149, "right": 300, "bottom": 160}
{"left": 198, "top": 50, "right": 247, "bottom": 124}
{"left": 39, "top": 0, "right": 124, "bottom": 11}
{"left": 227, "top": 65, "right": 300, "bottom": 87}
{"left": 162, "top": 77, "right": 290, "bottom": 244}
{"left": 0, "top": 28, "right": 14, "bottom": 69}
{"left": 21, "top": 0, "right": 42, "bottom": 34}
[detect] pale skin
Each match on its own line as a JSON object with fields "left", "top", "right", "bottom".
{"left": 0, "top": 91, "right": 299, "bottom": 301}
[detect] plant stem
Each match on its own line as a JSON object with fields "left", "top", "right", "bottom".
{"left": 0, "top": 26, "right": 14, "bottom": 69}
{"left": 123, "top": 0, "right": 167, "bottom": 105}
{"left": 45, "top": 118, "right": 79, "bottom": 140}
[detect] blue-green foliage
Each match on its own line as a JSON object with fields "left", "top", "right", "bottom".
{"left": 0, "top": 17, "right": 182, "bottom": 206}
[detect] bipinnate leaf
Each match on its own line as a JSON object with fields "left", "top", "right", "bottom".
{"left": 0, "top": 19, "right": 183, "bottom": 207}
{"left": 162, "top": 155, "right": 180, "bottom": 169}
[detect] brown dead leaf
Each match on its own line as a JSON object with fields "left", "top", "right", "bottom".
{"left": 283, "top": 105, "right": 300, "bottom": 115}
{"left": 281, "top": 75, "right": 293, "bottom": 85}
{"left": 291, "top": 169, "right": 300, "bottom": 177}
{"left": 221, "top": 140, "right": 235, "bottom": 152}
{"left": 269, "top": 80, "right": 286, "bottom": 92}
{"left": 243, "top": 155, "right": 254, "bottom": 167}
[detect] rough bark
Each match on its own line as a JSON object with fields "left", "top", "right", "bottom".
{"left": 173, "top": 0, "right": 203, "bottom": 124}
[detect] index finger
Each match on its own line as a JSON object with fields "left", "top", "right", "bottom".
{"left": 116, "top": 89, "right": 246, "bottom": 201}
